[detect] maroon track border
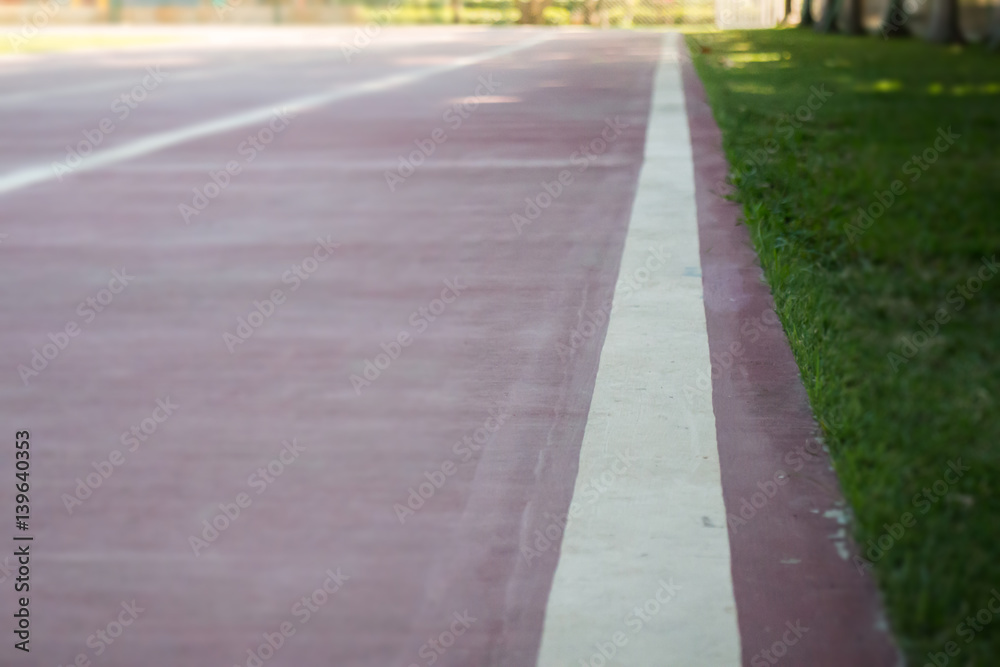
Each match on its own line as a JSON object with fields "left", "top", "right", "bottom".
{"left": 679, "top": 38, "right": 901, "bottom": 666}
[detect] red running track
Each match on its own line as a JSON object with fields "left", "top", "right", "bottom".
{"left": 0, "top": 29, "right": 662, "bottom": 667}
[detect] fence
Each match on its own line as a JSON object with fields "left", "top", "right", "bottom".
{"left": 0, "top": 0, "right": 723, "bottom": 25}
{"left": 715, "top": 0, "right": 784, "bottom": 27}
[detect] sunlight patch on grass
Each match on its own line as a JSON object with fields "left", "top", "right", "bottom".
{"left": 854, "top": 78, "right": 903, "bottom": 93}
{"left": 728, "top": 51, "right": 785, "bottom": 63}
{"left": 727, "top": 81, "right": 777, "bottom": 94}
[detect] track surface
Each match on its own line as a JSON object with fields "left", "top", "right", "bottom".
{"left": 0, "top": 28, "right": 663, "bottom": 667}
{"left": 0, "top": 27, "right": 902, "bottom": 667}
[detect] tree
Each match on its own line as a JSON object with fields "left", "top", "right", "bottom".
{"left": 988, "top": 1, "right": 1000, "bottom": 49}
{"left": 925, "top": 0, "right": 964, "bottom": 43}
{"left": 800, "top": 0, "right": 816, "bottom": 26}
{"left": 842, "top": 0, "right": 865, "bottom": 34}
{"left": 517, "top": 0, "right": 550, "bottom": 23}
{"left": 452, "top": 0, "right": 462, "bottom": 22}
{"left": 815, "top": 0, "right": 841, "bottom": 32}
{"left": 879, "top": 0, "right": 912, "bottom": 38}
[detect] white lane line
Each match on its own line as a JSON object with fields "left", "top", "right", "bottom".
{"left": 0, "top": 34, "right": 550, "bottom": 196}
{"left": 0, "top": 64, "right": 250, "bottom": 108}
{"left": 535, "top": 33, "right": 741, "bottom": 667}
{"left": 0, "top": 51, "right": 351, "bottom": 108}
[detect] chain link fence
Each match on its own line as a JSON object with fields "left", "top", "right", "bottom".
{"left": 0, "top": 0, "right": 721, "bottom": 26}
{"left": 343, "top": 0, "right": 718, "bottom": 25}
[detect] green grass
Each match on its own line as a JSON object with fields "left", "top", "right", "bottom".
{"left": 687, "top": 28, "right": 1000, "bottom": 664}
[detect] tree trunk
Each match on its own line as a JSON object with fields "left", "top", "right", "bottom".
{"left": 780, "top": 0, "right": 792, "bottom": 23}
{"left": 879, "top": 0, "right": 911, "bottom": 37}
{"left": 925, "top": 0, "right": 964, "bottom": 43}
{"left": 517, "top": 0, "right": 547, "bottom": 23}
{"left": 799, "top": 0, "right": 815, "bottom": 26}
{"left": 842, "top": 0, "right": 864, "bottom": 33}
{"left": 815, "top": 0, "right": 840, "bottom": 31}
{"left": 988, "top": 1, "right": 1000, "bottom": 50}
{"left": 452, "top": 0, "right": 462, "bottom": 22}
{"left": 596, "top": 0, "right": 609, "bottom": 27}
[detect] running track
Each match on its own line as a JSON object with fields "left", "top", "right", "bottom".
{"left": 0, "top": 28, "right": 897, "bottom": 666}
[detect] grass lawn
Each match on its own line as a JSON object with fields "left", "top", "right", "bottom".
{"left": 687, "top": 28, "right": 1000, "bottom": 664}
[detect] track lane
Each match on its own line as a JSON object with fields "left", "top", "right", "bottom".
{"left": 0, "top": 32, "right": 551, "bottom": 171}
{"left": 0, "top": 28, "right": 661, "bottom": 667}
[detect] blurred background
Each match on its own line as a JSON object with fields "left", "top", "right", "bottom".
{"left": 1, "top": 0, "right": 996, "bottom": 45}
